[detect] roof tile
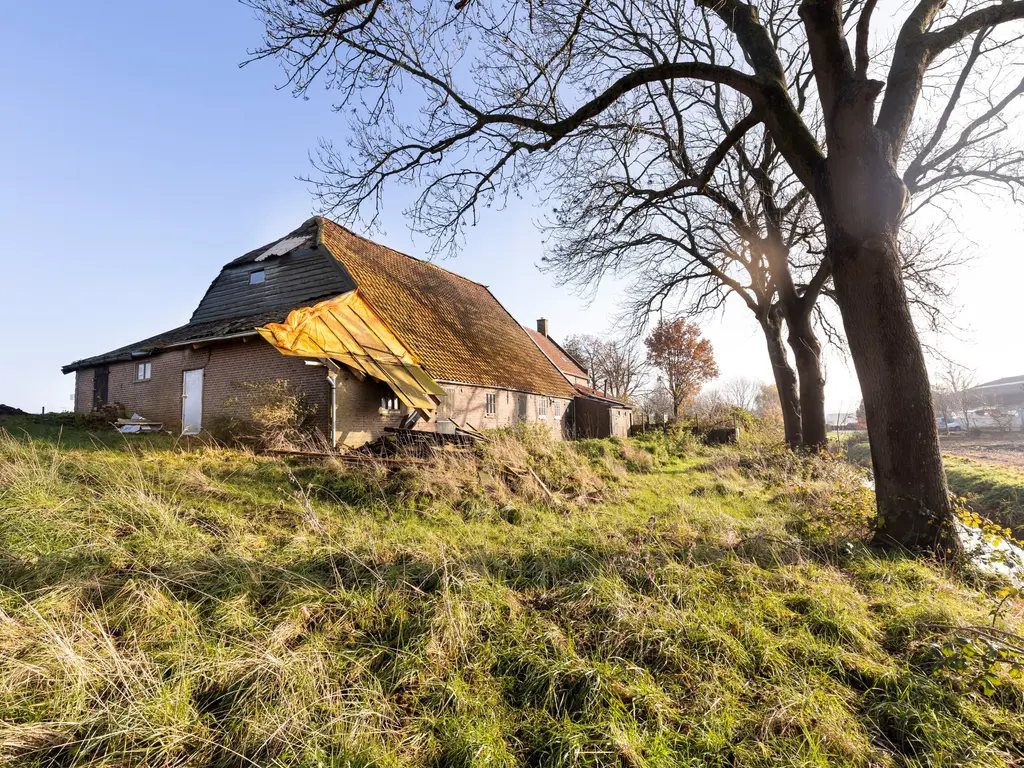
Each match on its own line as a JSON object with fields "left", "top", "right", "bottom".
{"left": 318, "top": 219, "right": 575, "bottom": 397}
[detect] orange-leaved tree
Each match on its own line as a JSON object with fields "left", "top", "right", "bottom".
{"left": 644, "top": 318, "right": 719, "bottom": 417}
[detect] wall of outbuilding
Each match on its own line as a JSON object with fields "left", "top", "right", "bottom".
{"left": 73, "top": 337, "right": 332, "bottom": 436}
{"left": 571, "top": 397, "right": 632, "bottom": 439}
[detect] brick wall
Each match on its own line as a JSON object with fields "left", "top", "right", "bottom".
{"left": 74, "top": 367, "right": 95, "bottom": 413}
{"left": 74, "top": 337, "right": 331, "bottom": 435}
{"left": 333, "top": 369, "right": 407, "bottom": 446}
{"left": 423, "top": 383, "right": 571, "bottom": 440}
{"left": 74, "top": 340, "right": 572, "bottom": 445}
{"left": 332, "top": 379, "right": 572, "bottom": 446}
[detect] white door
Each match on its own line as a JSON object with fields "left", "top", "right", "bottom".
{"left": 181, "top": 369, "right": 204, "bottom": 435}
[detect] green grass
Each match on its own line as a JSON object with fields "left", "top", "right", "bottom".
{"left": 0, "top": 415, "right": 1023, "bottom": 766}
{"left": 835, "top": 432, "right": 1024, "bottom": 537}
{"left": 945, "top": 457, "right": 1024, "bottom": 537}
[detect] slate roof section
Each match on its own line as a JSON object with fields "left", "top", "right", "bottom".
{"left": 225, "top": 218, "right": 321, "bottom": 266}
{"left": 525, "top": 328, "right": 588, "bottom": 380}
{"left": 61, "top": 298, "right": 337, "bottom": 373}
{"left": 191, "top": 222, "right": 354, "bottom": 324}
{"left": 318, "top": 218, "right": 575, "bottom": 397}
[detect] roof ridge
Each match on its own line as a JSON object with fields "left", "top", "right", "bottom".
{"left": 314, "top": 216, "right": 492, "bottom": 290}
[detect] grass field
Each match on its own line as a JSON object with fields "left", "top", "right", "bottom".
{"left": 837, "top": 432, "right": 1024, "bottom": 538}
{"left": 945, "top": 457, "right": 1024, "bottom": 538}
{"left": 1, "top": 415, "right": 1024, "bottom": 767}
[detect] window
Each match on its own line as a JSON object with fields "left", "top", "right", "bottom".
{"left": 485, "top": 392, "right": 497, "bottom": 417}
{"left": 517, "top": 395, "right": 528, "bottom": 421}
{"left": 553, "top": 400, "right": 561, "bottom": 419}
{"left": 538, "top": 397, "right": 547, "bottom": 419}
{"left": 136, "top": 362, "right": 151, "bottom": 381}
{"left": 380, "top": 385, "right": 401, "bottom": 412}
{"left": 249, "top": 269, "right": 265, "bottom": 285}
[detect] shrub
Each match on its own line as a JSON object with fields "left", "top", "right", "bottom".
{"left": 223, "top": 380, "right": 319, "bottom": 449}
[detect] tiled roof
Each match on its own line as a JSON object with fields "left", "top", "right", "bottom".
{"left": 318, "top": 218, "right": 575, "bottom": 397}
{"left": 575, "top": 384, "right": 633, "bottom": 408}
{"left": 63, "top": 216, "right": 576, "bottom": 399}
{"left": 61, "top": 298, "right": 336, "bottom": 373}
{"left": 525, "top": 328, "right": 588, "bottom": 379}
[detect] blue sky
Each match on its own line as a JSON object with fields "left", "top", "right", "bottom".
{"left": 1, "top": 2, "right": 1020, "bottom": 416}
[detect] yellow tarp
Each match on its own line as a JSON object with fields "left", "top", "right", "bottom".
{"left": 257, "top": 291, "right": 445, "bottom": 415}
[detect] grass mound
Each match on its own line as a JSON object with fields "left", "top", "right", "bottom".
{"left": 945, "top": 456, "right": 1024, "bottom": 537}
{"left": 0, "top": 416, "right": 1023, "bottom": 766}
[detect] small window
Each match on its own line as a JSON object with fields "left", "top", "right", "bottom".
{"left": 249, "top": 270, "right": 265, "bottom": 285}
{"left": 538, "top": 398, "right": 547, "bottom": 419}
{"left": 136, "top": 362, "right": 151, "bottom": 381}
{"left": 485, "top": 392, "right": 497, "bottom": 417}
{"left": 380, "top": 386, "right": 401, "bottom": 412}
{"left": 553, "top": 400, "right": 561, "bottom": 419}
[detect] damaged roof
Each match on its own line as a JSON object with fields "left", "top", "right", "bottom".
{"left": 63, "top": 217, "right": 576, "bottom": 398}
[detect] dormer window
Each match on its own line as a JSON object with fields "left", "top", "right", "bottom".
{"left": 249, "top": 270, "right": 265, "bottom": 285}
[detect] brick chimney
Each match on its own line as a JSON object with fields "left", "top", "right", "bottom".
{"left": 536, "top": 318, "right": 549, "bottom": 336}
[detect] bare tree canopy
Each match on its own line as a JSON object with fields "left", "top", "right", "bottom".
{"left": 941, "top": 361, "right": 979, "bottom": 430}
{"left": 561, "top": 333, "right": 646, "bottom": 399}
{"left": 246, "top": 0, "right": 1024, "bottom": 556}
{"left": 721, "top": 376, "right": 762, "bottom": 413}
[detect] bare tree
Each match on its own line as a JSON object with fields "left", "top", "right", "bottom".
{"left": 722, "top": 376, "right": 762, "bottom": 413}
{"left": 690, "top": 387, "right": 732, "bottom": 425}
{"left": 543, "top": 109, "right": 825, "bottom": 450}
{"left": 931, "top": 384, "right": 956, "bottom": 434}
{"left": 541, "top": 77, "right": 963, "bottom": 453}
{"left": 246, "top": 0, "right": 1024, "bottom": 555}
{"left": 942, "top": 362, "right": 978, "bottom": 431}
{"left": 562, "top": 333, "right": 646, "bottom": 398}
{"left": 634, "top": 380, "right": 675, "bottom": 423}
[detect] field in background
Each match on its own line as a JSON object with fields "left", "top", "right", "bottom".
{"left": 941, "top": 433, "right": 1024, "bottom": 469}
{"left": 837, "top": 431, "right": 1024, "bottom": 538}
{"left": 1, "top": 415, "right": 1024, "bottom": 767}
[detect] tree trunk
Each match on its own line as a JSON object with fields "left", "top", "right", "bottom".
{"left": 805, "top": 85, "right": 962, "bottom": 558}
{"left": 786, "top": 309, "right": 827, "bottom": 451}
{"left": 760, "top": 314, "right": 802, "bottom": 449}
{"left": 829, "top": 237, "right": 960, "bottom": 556}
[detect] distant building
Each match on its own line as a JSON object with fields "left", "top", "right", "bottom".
{"left": 525, "top": 321, "right": 633, "bottom": 438}
{"left": 968, "top": 375, "right": 1024, "bottom": 431}
{"left": 971, "top": 375, "right": 1024, "bottom": 407}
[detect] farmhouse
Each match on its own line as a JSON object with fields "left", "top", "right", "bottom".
{"left": 525, "top": 322, "right": 633, "bottom": 439}
{"left": 63, "top": 217, "right": 577, "bottom": 446}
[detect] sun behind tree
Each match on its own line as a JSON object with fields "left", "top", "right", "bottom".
{"left": 644, "top": 318, "right": 719, "bottom": 418}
